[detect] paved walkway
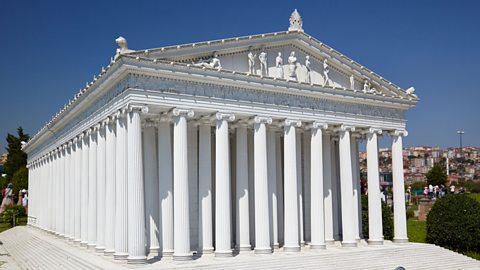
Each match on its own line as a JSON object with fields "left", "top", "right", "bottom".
{"left": 0, "top": 226, "right": 479, "bottom": 270}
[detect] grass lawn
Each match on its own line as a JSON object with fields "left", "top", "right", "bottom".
{"left": 407, "top": 219, "right": 426, "bottom": 243}
{"left": 468, "top": 193, "right": 480, "bottom": 204}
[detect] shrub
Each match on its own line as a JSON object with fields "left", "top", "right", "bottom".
{"left": 406, "top": 208, "right": 415, "bottom": 220}
{"left": 361, "top": 195, "right": 394, "bottom": 240}
{"left": 426, "top": 194, "right": 480, "bottom": 253}
{"left": 1, "top": 204, "right": 26, "bottom": 227}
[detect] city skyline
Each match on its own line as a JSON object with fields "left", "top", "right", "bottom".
{"left": 1, "top": 1, "right": 479, "bottom": 151}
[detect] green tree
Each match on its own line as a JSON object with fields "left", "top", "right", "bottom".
{"left": 4, "top": 127, "right": 29, "bottom": 182}
{"left": 11, "top": 167, "right": 28, "bottom": 200}
{"left": 425, "top": 164, "right": 447, "bottom": 186}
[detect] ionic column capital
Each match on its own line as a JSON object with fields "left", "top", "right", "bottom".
{"left": 128, "top": 104, "right": 149, "bottom": 114}
{"left": 252, "top": 116, "right": 272, "bottom": 125}
{"left": 115, "top": 108, "right": 129, "bottom": 119}
{"left": 283, "top": 119, "right": 302, "bottom": 128}
{"left": 215, "top": 112, "right": 235, "bottom": 122}
{"left": 335, "top": 125, "right": 355, "bottom": 133}
{"left": 306, "top": 121, "right": 328, "bottom": 130}
{"left": 390, "top": 129, "right": 408, "bottom": 137}
{"left": 142, "top": 119, "right": 157, "bottom": 128}
{"left": 172, "top": 108, "right": 194, "bottom": 118}
{"left": 362, "top": 127, "right": 383, "bottom": 135}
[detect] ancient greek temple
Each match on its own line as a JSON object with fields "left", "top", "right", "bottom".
{"left": 23, "top": 10, "right": 418, "bottom": 264}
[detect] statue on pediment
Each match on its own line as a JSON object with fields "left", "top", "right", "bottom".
{"left": 363, "top": 79, "right": 371, "bottom": 93}
{"left": 305, "top": 55, "right": 311, "bottom": 83}
{"left": 350, "top": 75, "right": 355, "bottom": 89}
{"left": 288, "top": 9, "right": 303, "bottom": 32}
{"left": 276, "top": 52, "right": 284, "bottom": 79}
{"left": 193, "top": 52, "right": 222, "bottom": 69}
{"left": 259, "top": 52, "right": 268, "bottom": 76}
{"left": 323, "top": 59, "right": 330, "bottom": 86}
{"left": 115, "top": 36, "right": 133, "bottom": 58}
{"left": 288, "top": 51, "right": 297, "bottom": 80}
{"left": 248, "top": 52, "right": 257, "bottom": 74}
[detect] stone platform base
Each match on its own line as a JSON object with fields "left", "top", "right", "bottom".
{"left": 0, "top": 226, "right": 479, "bottom": 270}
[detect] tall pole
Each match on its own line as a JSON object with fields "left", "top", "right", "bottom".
{"left": 456, "top": 130, "right": 464, "bottom": 182}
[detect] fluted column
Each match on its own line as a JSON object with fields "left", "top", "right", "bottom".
{"left": 338, "top": 125, "right": 357, "bottom": 247}
{"left": 87, "top": 127, "right": 98, "bottom": 250}
{"left": 275, "top": 133, "right": 284, "bottom": 246}
{"left": 53, "top": 149, "right": 59, "bottom": 234}
{"left": 64, "top": 144, "right": 71, "bottom": 240}
{"left": 198, "top": 121, "right": 214, "bottom": 254}
{"left": 253, "top": 116, "right": 272, "bottom": 254}
{"left": 215, "top": 112, "right": 235, "bottom": 257}
{"left": 366, "top": 128, "right": 383, "bottom": 245}
{"left": 96, "top": 122, "right": 107, "bottom": 252}
{"left": 310, "top": 122, "right": 328, "bottom": 249}
{"left": 59, "top": 147, "right": 66, "bottom": 236}
{"left": 74, "top": 137, "right": 82, "bottom": 244}
{"left": 296, "top": 134, "right": 304, "bottom": 246}
{"left": 283, "top": 119, "right": 302, "bottom": 252}
{"left": 127, "top": 105, "right": 148, "bottom": 264}
{"left": 104, "top": 117, "right": 116, "bottom": 256}
{"left": 68, "top": 141, "right": 75, "bottom": 241}
{"left": 391, "top": 130, "right": 408, "bottom": 243}
{"left": 267, "top": 129, "right": 278, "bottom": 249}
{"left": 143, "top": 122, "right": 159, "bottom": 256}
{"left": 351, "top": 134, "right": 361, "bottom": 241}
{"left": 80, "top": 132, "right": 89, "bottom": 246}
{"left": 323, "top": 133, "right": 334, "bottom": 244}
{"left": 158, "top": 116, "right": 174, "bottom": 257}
{"left": 235, "top": 123, "right": 250, "bottom": 251}
{"left": 114, "top": 109, "right": 128, "bottom": 260}
{"left": 172, "top": 108, "right": 194, "bottom": 260}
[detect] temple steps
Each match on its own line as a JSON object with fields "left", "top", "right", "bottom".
{"left": 0, "top": 226, "right": 479, "bottom": 270}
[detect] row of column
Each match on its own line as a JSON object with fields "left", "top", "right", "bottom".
{"left": 27, "top": 107, "right": 409, "bottom": 263}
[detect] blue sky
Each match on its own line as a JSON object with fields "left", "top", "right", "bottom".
{"left": 0, "top": 0, "right": 479, "bottom": 152}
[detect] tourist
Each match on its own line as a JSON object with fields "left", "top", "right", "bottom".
{"left": 0, "top": 183, "right": 14, "bottom": 214}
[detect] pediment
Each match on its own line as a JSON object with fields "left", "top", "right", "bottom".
{"left": 127, "top": 31, "right": 414, "bottom": 99}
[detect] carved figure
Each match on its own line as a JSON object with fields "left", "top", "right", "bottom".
{"left": 305, "top": 55, "right": 311, "bottom": 83}
{"left": 323, "top": 59, "right": 330, "bottom": 86}
{"left": 275, "top": 52, "right": 284, "bottom": 79}
{"left": 288, "top": 51, "right": 297, "bottom": 80}
{"left": 363, "top": 79, "right": 370, "bottom": 93}
{"left": 259, "top": 52, "right": 268, "bottom": 76}
{"left": 193, "top": 52, "right": 222, "bottom": 69}
{"left": 248, "top": 52, "right": 257, "bottom": 74}
{"left": 115, "top": 36, "right": 133, "bottom": 58}
{"left": 288, "top": 9, "right": 303, "bottom": 32}
{"left": 350, "top": 75, "right": 355, "bottom": 89}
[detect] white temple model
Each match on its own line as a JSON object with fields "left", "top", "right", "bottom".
{"left": 23, "top": 9, "right": 418, "bottom": 264}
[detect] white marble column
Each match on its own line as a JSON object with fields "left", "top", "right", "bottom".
{"left": 68, "top": 141, "right": 75, "bottom": 241}
{"left": 59, "top": 147, "right": 66, "bottom": 237}
{"left": 215, "top": 112, "right": 235, "bottom": 257}
{"left": 172, "top": 108, "right": 194, "bottom": 260}
{"left": 235, "top": 124, "right": 251, "bottom": 251}
{"left": 96, "top": 122, "right": 107, "bottom": 252}
{"left": 74, "top": 137, "right": 82, "bottom": 244}
{"left": 87, "top": 127, "right": 98, "bottom": 250}
{"left": 187, "top": 122, "right": 198, "bottom": 252}
{"left": 323, "top": 133, "right": 334, "bottom": 244}
{"left": 198, "top": 122, "right": 214, "bottom": 254}
{"left": 391, "top": 130, "right": 408, "bottom": 243}
{"left": 267, "top": 129, "right": 278, "bottom": 249}
{"left": 64, "top": 144, "right": 71, "bottom": 240}
{"left": 104, "top": 117, "right": 116, "bottom": 256}
{"left": 80, "top": 132, "right": 89, "bottom": 246}
{"left": 338, "top": 125, "right": 357, "bottom": 247}
{"left": 350, "top": 135, "right": 361, "bottom": 241}
{"left": 114, "top": 110, "right": 128, "bottom": 260}
{"left": 143, "top": 123, "right": 159, "bottom": 257}
{"left": 296, "top": 134, "right": 304, "bottom": 246}
{"left": 127, "top": 106, "right": 147, "bottom": 264}
{"left": 158, "top": 117, "right": 174, "bottom": 257}
{"left": 253, "top": 116, "right": 272, "bottom": 254}
{"left": 275, "top": 133, "right": 284, "bottom": 246}
{"left": 366, "top": 128, "right": 383, "bottom": 245}
{"left": 310, "top": 122, "right": 328, "bottom": 249}
{"left": 52, "top": 150, "right": 58, "bottom": 233}
{"left": 303, "top": 131, "right": 311, "bottom": 244}
{"left": 283, "top": 119, "right": 301, "bottom": 252}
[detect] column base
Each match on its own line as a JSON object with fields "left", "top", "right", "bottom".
{"left": 104, "top": 249, "right": 115, "bottom": 256}
{"left": 283, "top": 246, "right": 301, "bottom": 252}
{"left": 198, "top": 247, "right": 214, "bottom": 254}
{"left": 87, "top": 244, "right": 96, "bottom": 250}
{"left": 341, "top": 241, "right": 357, "bottom": 247}
{"left": 173, "top": 253, "right": 193, "bottom": 261}
{"left": 95, "top": 246, "right": 106, "bottom": 253}
{"left": 235, "top": 245, "right": 252, "bottom": 252}
{"left": 325, "top": 239, "right": 335, "bottom": 245}
{"left": 393, "top": 238, "right": 409, "bottom": 244}
{"left": 80, "top": 241, "right": 88, "bottom": 247}
{"left": 148, "top": 247, "right": 160, "bottom": 257}
{"left": 113, "top": 252, "right": 128, "bottom": 260}
{"left": 368, "top": 239, "right": 384, "bottom": 245}
{"left": 254, "top": 247, "right": 272, "bottom": 254}
{"left": 214, "top": 250, "right": 233, "bottom": 257}
{"left": 127, "top": 256, "right": 147, "bottom": 264}
{"left": 310, "top": 244, "right": 326, "bottom": 249}
{"left": 161, "top": 250, "right": 174, "bottom": 258}
{"left": 300, "top": 241, "right": 305, "bottom": 247}
{"left": 73, "top": 239, "right": 81, "bottom": 246}
{"left": 273, "top": 243, "right": 280, "bottom": 249}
